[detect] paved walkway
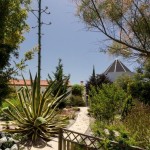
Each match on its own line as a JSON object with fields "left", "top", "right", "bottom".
{"left": 29, "top": 107, "right": 90, "bottom": 150}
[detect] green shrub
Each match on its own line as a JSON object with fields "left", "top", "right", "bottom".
{"left": 66, "top": 96, "right": 85, "bottom": 107}
{"left": 128, "top": 79, "right": 150, "bottom": 104}
{"left": 115, "top": 75, "right": 133, "bottom": 92}
{"left": 86, "top": 68, "right": 111, "bottom": 96}
{"left": 72, "top": 84, "right": 84, "bottom": 96}
{"left": 123, "top": 101, "right": 150, "bottom": 148}
{"left": 91, "top": 100, "right": 150, "bottom": 149}
{"left": 89, "top": 84, "right": 130, "bottom": 123}
{"left": 92, "top": 120, "right": 137, "bottom": 149}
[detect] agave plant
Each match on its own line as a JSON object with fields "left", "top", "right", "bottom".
{"left": 2, "top": 73, "right": 70, "bottom": 144}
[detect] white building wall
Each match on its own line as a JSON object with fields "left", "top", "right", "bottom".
{"left": 106, "top": 72, "right": 134, "bottom": 82}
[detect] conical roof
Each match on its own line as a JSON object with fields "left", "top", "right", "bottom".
{"left": 104, "top": 59, "right": 134, "bottom": 82}
{"left": 104, "top": 59, "right": 131, "bottom": 74}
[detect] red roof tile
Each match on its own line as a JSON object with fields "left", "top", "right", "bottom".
{"left": 9, "top": 79, "right": 48, "bottom": 86}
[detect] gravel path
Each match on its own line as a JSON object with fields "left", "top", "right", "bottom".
{"left": 30, "top": 107, "right": 90, "bottom": 150}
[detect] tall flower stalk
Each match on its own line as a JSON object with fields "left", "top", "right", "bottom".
{"left": 37, "top": 0, "right": 42, "bottom": 103}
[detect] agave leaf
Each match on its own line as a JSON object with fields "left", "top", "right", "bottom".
{"left": 31, "top": 74, "right": 37, "bottom": 117}
{"left": 34, "top": 117, "right": 46, "bottom": 127}
{"left": 2, "top": 107, "right": 9, "bottom": 113}
{"left": 46, "top": 110, "right": 58, "bottom": 122}
{"left": 43, "top": 91, "right": 70, "bottom": 119}
{"left": 36, "top": 126, "right": 47, "bottom": 134}
{"left": 17, "top": 91, "right": 32, "bottom": 122}
{"left": 43, "top": 80, "right": 62, "bottom": 100}
{"left": 37, "top": 81, "right": 56, "bottom": 116}
{"left": 2, "top": 107, "right": 28, "bottom": 125}
{"left": 38, "top": 133, "right": 51, "bottom": 142}
{"left": 22, "top": 74, "right": 31, "bottom": 102}
{"left": 29, "top": 70, "right": 33, "bottom": 86}
{"left": 4, "top": 100, "right": 27, "bottom": 122}
{"left": 3, "top": 126, "right": 34, "bottom": 133}
{"left": 51, "top": 90, "right": 71, "bottom": 108}
{"left": 24, "top": 88, "right": 32, "bottom": 102}
{"left": 44, "top": 106, "right": 57, "bottom": 120}
{"left": 23, "top": 88, "right": 33, "bottom": 116}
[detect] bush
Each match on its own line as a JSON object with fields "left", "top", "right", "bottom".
{"left": 72, "top": 84, "right": 84, "bottom": 96}
{"left": 123, "top": 101, "right": 150, "bottom": 148}
{"left": 89, "top": 84, "right": 131, "bottom": 123}
{"left": 115, "top": 75, "right": 133, "bottom": 93}
{"left": 91, "top": 100, "right": 150, "bottom": 149}
{"left": 92, "top": 121, "right": 137, "bottom": 148}
{"left": 66, "top": 96, "right": 85, "bottom": 107}
{"left": 128, "top": 79, "right": 150, "bottom": 104}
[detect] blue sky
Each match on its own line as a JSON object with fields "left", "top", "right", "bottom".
{"left": 15, "top": 0, "right": 136, "bottom": 84}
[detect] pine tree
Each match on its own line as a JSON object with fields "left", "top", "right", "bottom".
{"left": 86, "top": 66, "right": 111, "bottom": 95}
{"left": 48, "top": 59, "right": 70, "bottom": 107}
{"left": 86, "top": 66, "right": 97, "bottom": 95}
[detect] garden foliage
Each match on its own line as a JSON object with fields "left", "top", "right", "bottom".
{"left": 66, "top": 95, "right": 85, "bottom": 107}
{"left": 123, "top": 101, "right": 150, "bottom": 148}
{"left": 66, "top": 84, "right": 85, "bottom": 107}
{"left": 47, "top": 59, "right": 70, "bottom": 108}
{"left": 72, "top": 84, "right": 84, "bottom": 96}
{"left": 89, "top": 70, "right": 150, "bottom": 148}
{"left": 86, "top": 71, "right": 111, "bottom": 96}
{"left": 2, "top": 73, "right": 70, "bottom": 144}
{"left": 89, "top": 84, "right": 131, "bottom": 123}
{"left": 0, "top": 0, "right": 31, "bottom": 105}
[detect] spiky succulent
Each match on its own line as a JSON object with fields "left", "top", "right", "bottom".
{"left": 2, "top": 73, "right": 70, "bottom": 143}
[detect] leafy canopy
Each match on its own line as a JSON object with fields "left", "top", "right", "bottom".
{"left": 0, "top": 0, "right": 31, "bottom": 104}
{"left": 75, "top": 0, "right": 150, "bottom": 60}
{"left": 0, "top": 0, "right": 31, "bottom": 65}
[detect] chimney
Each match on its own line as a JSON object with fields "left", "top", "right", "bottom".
{"left": 80, "top": 81, "right": 84, "bottom": 85}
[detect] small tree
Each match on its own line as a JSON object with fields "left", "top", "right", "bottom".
{"left": 48, "top": 59, "right": 70, "bottom": 96}
{"left": 115, "top": 75, "right": 133, "bottom": 93}
{"left": 75, "top": 0, "right": 150, "bottom": 60}
{"left": 86, "top": 66, "right": 111, "bottom": 95}
{"left": 48, "top": 59, "right": 70, "bottom": 108}
{"left": 0, "top": 0, "right": 31, "bottom": 104}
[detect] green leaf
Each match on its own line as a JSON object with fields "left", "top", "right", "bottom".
{"left": 34, "top": 117, "right": 46, "bottom": 127}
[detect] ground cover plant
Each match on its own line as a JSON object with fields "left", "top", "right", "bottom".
{"left": 89, "top": 83, "right": 149, "bottom": 149}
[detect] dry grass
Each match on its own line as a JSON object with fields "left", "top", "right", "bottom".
{"left": 123, "top": 101, "right": 150, "bottom": 148}
{"left": 60, "top": 107, "right": 80, "bottom": 120}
